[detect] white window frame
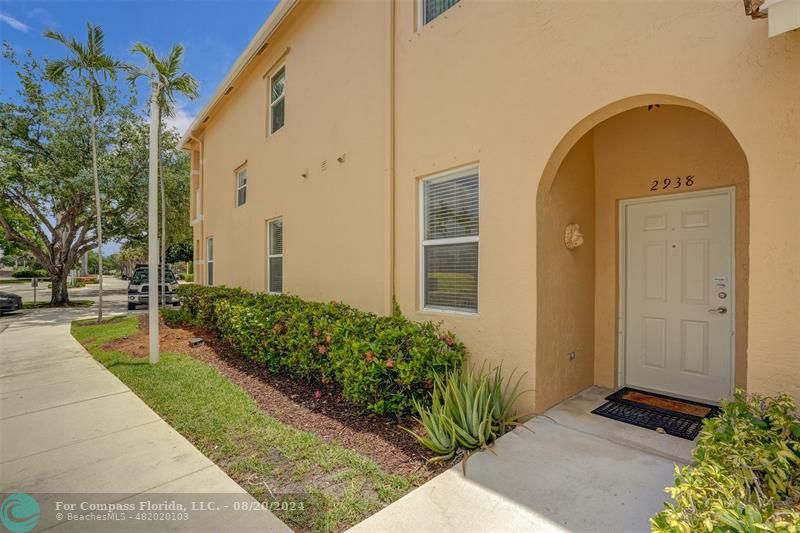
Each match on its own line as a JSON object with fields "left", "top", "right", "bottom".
{"left": 267, "top": 217, "right": 283, "bottom": 294}
{"left": 235, "top": 166, "right": 247, "bottom": 207}
{"left": 419, "top": 165, "right": 480, "bottom": 315}
{"left": 269, "top": 65, "right": 286, "bottom": 135}
{"left": 206, "top": 237, "right": 214, "bottom": 286}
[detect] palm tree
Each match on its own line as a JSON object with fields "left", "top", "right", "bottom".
{"left": 45, "top": 24, "right": 124, "bottom": 321}
{"left": 129, "top": 43, "right": 199, "bottom": 306}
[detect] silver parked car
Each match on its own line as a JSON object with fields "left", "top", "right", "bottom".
{"left": 127, "top": 267, "right": 180, "bottom": 310}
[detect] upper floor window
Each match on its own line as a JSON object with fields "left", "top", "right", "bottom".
{"left": 421, "top": 0, "right": 460, "bottom": 25}
{"left": 267, "top": 218, "right": 283, "bottom": 293}
{"left": 270, "top": 66, "right": 286, "bottom": 134}
{"left": 236, "top": 166, "right": 247, "bottom": 207}
{"left": 421, "top": 166, "right": 479, "bottom": 314}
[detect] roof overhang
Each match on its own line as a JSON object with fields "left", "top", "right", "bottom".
{"left": 744, "top": 0, "right": 800, "bottom": 36}
{"left": 760, "top": 0, "right": 800, "bottom": 36}
{"left": 180, "top": 0, "right": 300, "bottom": 150}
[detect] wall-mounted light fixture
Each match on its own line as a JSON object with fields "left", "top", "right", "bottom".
{"left": 565, "top": 223, "right": 584, "bottom": 250}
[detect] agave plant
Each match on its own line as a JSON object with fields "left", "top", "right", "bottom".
{"left": 488, "top": 366, "right": 528, "bottom": 434}
{"left": 405, "top": 385, "right": 457, "bottom": 461}
{"left": 406, "top": 365, "right": 531, "bottom": 468}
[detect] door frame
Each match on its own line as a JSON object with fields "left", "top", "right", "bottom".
{"left": 617, "top": 186, "right": 736, "bottom": 401}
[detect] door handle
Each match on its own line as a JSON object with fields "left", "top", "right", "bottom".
{"left": 708, "top": 306, "right": 728, "bottom": 314}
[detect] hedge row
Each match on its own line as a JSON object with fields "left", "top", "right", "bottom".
{"left": 171, "top": 284, "right": 465, "bottom": 416}
{"left": 652, "top": 390, "right": 800, "bottom": 531}
{"left": 12, "top": 269, "right": 48, "bottom": 279}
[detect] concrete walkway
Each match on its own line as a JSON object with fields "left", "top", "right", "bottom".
{"left": 0, "top": 307, "right": 290, "bottom": 532}
{"left": 350, "top": 387, "right": 692, "bottom": 533}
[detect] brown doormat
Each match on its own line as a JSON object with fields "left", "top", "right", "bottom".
{"left": 591, "top": 387, "right": 721, "bottom": 440}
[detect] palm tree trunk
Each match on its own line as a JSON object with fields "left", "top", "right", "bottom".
{"left": 159, "top": 120, "right": 166, "bottom": 308}
{"left": 90, "top": 117, "right": 104, "bottom": 322}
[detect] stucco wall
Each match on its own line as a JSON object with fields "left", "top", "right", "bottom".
{"left": 536, "top": 133, "right": 596, "bottom": 410}
{"left": 592, "top": 105, "right": 750, "bottom": 391}
{"left": 392, "top": 0, "right": 799, "bottom": 409}
{"left": 192, "top": 0, "right": 392, "bottom": 314}
{"left": 191, "top": 0, "right": 800, "bottom": 411}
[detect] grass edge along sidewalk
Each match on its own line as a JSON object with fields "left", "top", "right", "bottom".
{"left": 72, "top": 315, "right": 418, "bottom": 532}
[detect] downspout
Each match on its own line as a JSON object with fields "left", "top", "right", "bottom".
{"left": 191, "top": 134, "right": 204, "bottom": 284}
{"left": 385, "top": 0, "right": 396, "bottom": 315}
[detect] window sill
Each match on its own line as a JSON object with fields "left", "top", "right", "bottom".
{"left": 419, "top": 307, "right": 479, "bottom": 318}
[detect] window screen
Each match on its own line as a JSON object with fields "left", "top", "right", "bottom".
{"left": 206, "top": 237, "right": 214, "bottom": 286}
{"left": 422, "top": 169, "right": 478, "bottom": 313}
{"left": 236, "top": 168, "right": 247, "bottom": 207}
{"left": 270, "top": 67, "right": 285, "bottom": 133}
{"left": 423, "top": 0, "right": 460, "bottom": 25}
{"left": 268, "top": 218, "right": 283, "bottom": 293}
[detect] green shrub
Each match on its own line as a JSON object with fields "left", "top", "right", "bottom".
{"left": 180, "top": 273, "right": 194, "bottom": 282}
{"left": 174, "top": 284, "right": 465, "bottom": 416}
{"left": 651, "top": 390, "right": 800, "bottom": 532}
{"left": 406, "top": 366, "right": 527, "bottom": 463}
{"left": 12, "top": 269, "right": 48, "bottom": 279}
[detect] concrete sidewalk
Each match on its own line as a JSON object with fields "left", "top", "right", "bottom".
{"left": 349, "top": 388, "right": 691, "bottom": 533}
{"left": 0, "top": 307, "right": 290, "bottom": 532}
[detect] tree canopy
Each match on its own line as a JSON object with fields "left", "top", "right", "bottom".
{"left": 0, "top": 44, "right": 190, "bottom": 301}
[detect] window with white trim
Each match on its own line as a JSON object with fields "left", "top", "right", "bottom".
{"left": 269, "top": 67, "right": 285, "bottom": 134}
{"left": 421, "top": 167, "right": 479, "bottom": 313}
{"left": 206, "top": 237, "right": 214, "bottom": 286}
{"left": 267, "top": 218, "right": 283, "bottom": 293}
{"left": 236, "top": 167, "right": 247, "bottom": 207}
{"left": 421, "top": 0, "right": 460, "bottom": 25}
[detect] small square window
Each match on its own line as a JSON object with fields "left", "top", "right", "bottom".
{"left": 270, "top": 67, "right": 285, "bottom": 134}
{"left": 236, "top": 167, "right": 247, "bottom": 207}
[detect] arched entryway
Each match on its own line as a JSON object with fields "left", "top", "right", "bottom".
{"left": 535, "top": 95, "right": 749, "bottom": 411}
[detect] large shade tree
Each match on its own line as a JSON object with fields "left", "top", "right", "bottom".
{"left": 0, "top": 46, "right": 146, "bottom": 304}
{"left": 129, "top": 42, "right": 198, "bottom": 305}
{"left": 44, "top": 24, "right": 125, "bottom": 319}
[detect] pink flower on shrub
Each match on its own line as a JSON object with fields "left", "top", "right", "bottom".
{"left": 325, "top": 335, "right": 332, "bottom": 344}
{"left": 443, "top": 336, "right": 455, "bottom": 346}
{"left": 366, "top": 351, "right": 375, "bottom": 363}
{"left": 386, "top": 357, "right": 394, "bottom": 368}
{"left": 314, "top": 390, "right": 322, "bottom": 399}
{"left": 318, "top": 345, "right": 328, "bottom": 355}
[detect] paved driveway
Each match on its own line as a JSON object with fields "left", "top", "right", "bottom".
{"left": 0, "top": 307, "right": 290, "bottom": 532}
{"left": 349, "top": 388, "right": 692, "bottom": 533}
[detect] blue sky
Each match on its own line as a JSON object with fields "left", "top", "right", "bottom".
{"left": 0, "top": 0, "right": 279, "bottom": 132}
{"left": 0, "top": 0, "right": 279, "bottom": 255}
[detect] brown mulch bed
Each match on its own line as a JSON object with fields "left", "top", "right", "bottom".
{"left": 104, "top": 314, "right": 452, "bottom": 478}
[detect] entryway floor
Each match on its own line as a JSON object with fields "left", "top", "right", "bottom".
{"left": 348, "top": 387, "right": 696, "bottom": 533}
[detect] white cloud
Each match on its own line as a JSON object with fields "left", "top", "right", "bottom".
{"left": 164, "top": 105, "right": 195, "bottom": 136}
{"left": 0, "top": 12, "right": 29, "bottom": 32}
{"left": 27, "top": 7, "right": 59, "bottom": 29}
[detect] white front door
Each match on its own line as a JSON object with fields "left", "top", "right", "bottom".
{"left": 622, "top": 189, "right": 734, "bottom": 403}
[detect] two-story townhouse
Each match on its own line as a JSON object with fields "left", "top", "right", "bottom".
{"left": 182, "top": 0, "right": 800, "bottom": 414}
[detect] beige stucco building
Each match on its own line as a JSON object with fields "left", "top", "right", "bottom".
{"left": 182, "top": 0, "right": 800, "bottom": 414}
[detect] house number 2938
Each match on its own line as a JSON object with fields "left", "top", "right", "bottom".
{"left": 650, "top": 175, "right": 695, "bottom": 191}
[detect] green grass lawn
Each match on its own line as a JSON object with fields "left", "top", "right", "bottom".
{"left": 72, "top": 316, "right": 416, "bottom": 532}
